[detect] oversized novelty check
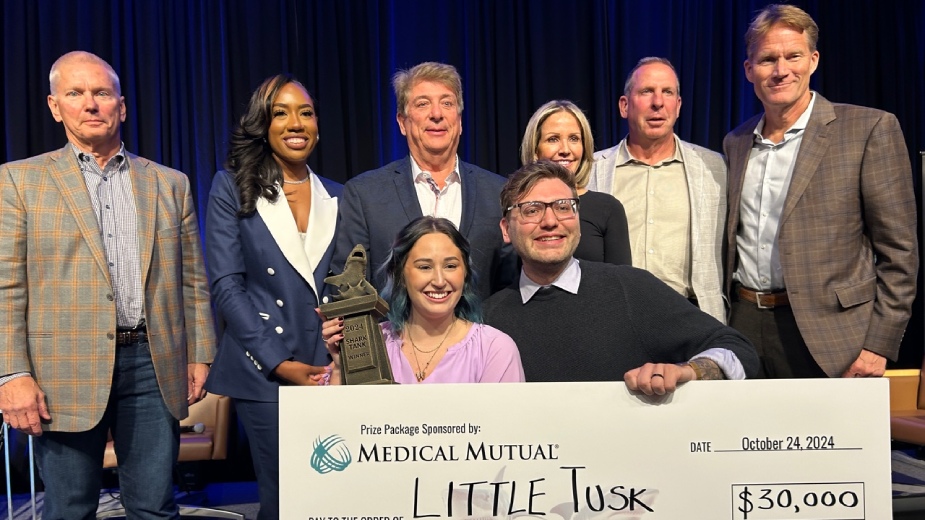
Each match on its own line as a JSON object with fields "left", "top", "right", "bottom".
{"left": 280, "top": 379, "right": 891, "bottom": 519}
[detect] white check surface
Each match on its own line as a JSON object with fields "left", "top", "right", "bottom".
{"left": 280, "top": 379, "right": 891, "bottom": 519}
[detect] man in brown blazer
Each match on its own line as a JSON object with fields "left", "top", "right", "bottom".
{"left": 724, "top": 5, "right": 917, "bottom": 378}
{"left": 0, "top": 51, "right": 215, "bottom": 519}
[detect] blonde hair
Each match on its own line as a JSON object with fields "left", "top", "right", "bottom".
{"left": 520, "top": 100, "right": 595, "bottom": 189}
{"left": 745, "top": 4, "right": 819, "bottom": 59}
{"left": 392, "top": 62, "right": 463, "bottom": 117}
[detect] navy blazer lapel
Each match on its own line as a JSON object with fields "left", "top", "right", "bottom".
{"left": 458, "top": 161, "right": 476, "bottom": 236}
{"left": 393, "top": 156, "right": 425, "bottom": 222}
{"left": 256, "top": 185, "right": 321, "bottom": 298}
{"left": 304, "top": 172, "right": 338, "bottom": 281}
{"left": 47, "top": 146, "right": 111, "bottom": 284}
{"left": 780, "top": 94, "right": 836, "bottom": 225}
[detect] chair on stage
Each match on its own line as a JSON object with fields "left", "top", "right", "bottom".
{"left": 886, "top": 358, "right": 925, "bottom": 446}
{"left": 97, "top": 393, "right": 244, "bottom": 519}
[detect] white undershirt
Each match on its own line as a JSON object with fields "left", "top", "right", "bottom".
{"left": 410, "top": 156, "right": 462, "bottom": 227}
{"left": 735, "top": 93, "right": 816, "bottom": 290}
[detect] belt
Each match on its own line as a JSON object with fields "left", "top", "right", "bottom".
{"left": 115, "top": 327, "right": 147, "bottom": 346}
{"left": 737, "top": 286, "right": 790, "bottom": 309}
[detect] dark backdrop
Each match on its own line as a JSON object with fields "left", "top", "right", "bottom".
{"left": 1, "top": 1, "right": 923, "bottom": 363}
{"left": 2, "top": 0, "right": 924, "bottom": 490}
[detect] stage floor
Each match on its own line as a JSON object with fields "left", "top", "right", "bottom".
{"left": 1, "top": 481, "right": 259, "bottom": 520}
{"left": 4, "top": 454, "right": 925, "bottom": 519}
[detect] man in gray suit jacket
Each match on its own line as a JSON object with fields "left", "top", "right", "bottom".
{"left": 334, "top": 62, "right": 516, "bottom": 299}
{"left": 724, "top": 5, "right": 917, "bottom": 378}
{"left": 588, "top": 57, "right": 727, "bottom": 323}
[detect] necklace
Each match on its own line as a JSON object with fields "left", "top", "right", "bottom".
{"left": 283, "top": 175, "right": 310, "bottom": 185}
{"left": 407, "top": 317, "right": 457, "bottom": 382}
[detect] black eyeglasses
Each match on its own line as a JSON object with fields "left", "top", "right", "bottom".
{"left": 506, "top": 198, "right": 579, "bottom": 223}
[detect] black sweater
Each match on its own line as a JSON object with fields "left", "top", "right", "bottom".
{"left": 484, "top": 261, "right": 759, "bottom": 382}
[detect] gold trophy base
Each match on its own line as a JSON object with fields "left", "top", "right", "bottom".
{"left": 320, "top": 294, "right": 395, "bottom": 385}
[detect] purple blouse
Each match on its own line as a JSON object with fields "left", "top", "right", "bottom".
{"left": 381, "top": 322, "right": 525, "bottom": 384}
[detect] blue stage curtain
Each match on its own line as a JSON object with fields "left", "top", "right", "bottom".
{"left": 1, "top": 0, "right": 923, "bottom": 491}
{"left": 1, "top": 0, "right": 923, "bottom": 356}
{"left": 0, "top": 0, "right": 923, "bottom": 366}
{"left": 2, "top": 0, "right": 922, "bottom": 200}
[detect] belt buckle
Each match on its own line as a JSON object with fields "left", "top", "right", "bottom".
{"left": 754, "top": 291, "right": 772, "bottom": 309}
{"left": 116, "top": 330, "right": 141, "bottom": 345}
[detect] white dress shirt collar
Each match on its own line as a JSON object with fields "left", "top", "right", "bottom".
{"left": 409, "top": 155, "right": 462, "bottom": 227}
{"left": 519, "top": 257, "right": 582, "bottom": 303}
{"left": 752, "top": 92, "right": 816, "bottom": 144}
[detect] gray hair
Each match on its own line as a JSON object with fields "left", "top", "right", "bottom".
{"left": 623, "top": 57, "right": 679, "bottom": 96}
{"left": 391, "top": 62, "right": 463, "bottom": 117}
{"left": 49, "top": 51, "right": 121, "bottom": 96}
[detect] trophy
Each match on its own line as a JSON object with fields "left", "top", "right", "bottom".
{"left": 320, "top": 245, "right": 395, "bottom": 384}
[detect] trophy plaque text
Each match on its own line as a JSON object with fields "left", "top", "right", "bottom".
{"left": 320, "top": 245, "right": 395, "bottom": 385}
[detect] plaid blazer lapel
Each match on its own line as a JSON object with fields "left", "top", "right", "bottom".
{"left": 722, "top": 115, "right": 761, "bottom": 293}
{"left": 730, "top": 136, "right": 753, "bottom": 200}
{"left": 47, "top": 147, "right": 111, "bottom": 286}
{"left": 724, "top": 123, "right": 756, "bottom": 244}
{"left": 780, "top": 95, "right": 837, "bottom": 226}
{"left": 128, "top": 154, "right": 158, "bottom": 284}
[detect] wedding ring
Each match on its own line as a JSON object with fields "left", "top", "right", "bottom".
{"left": 651, "top": 373, "right": 664, "bottom": 379}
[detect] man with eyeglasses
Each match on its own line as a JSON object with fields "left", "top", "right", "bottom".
{"left": 484, "top": 161, "right": 759, "bottom": 394}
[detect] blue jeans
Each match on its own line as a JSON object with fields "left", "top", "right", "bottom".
{"left": 36, "top": 340, "right": 180, "bottom": 520}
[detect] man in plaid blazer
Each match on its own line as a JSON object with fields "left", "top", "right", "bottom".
{"left": 724, "top": 5, "right": 917, "bottom": 378}
{"left": 0, "top": 51, "right": 215, "bottom": 519}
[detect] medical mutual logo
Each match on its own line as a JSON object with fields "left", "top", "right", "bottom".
{"left": 310, "top": 435, "right": 352, "bottom": 474}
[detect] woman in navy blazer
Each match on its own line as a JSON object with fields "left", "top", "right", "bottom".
{"left": 204, "top": 74, "right": 342, "bottom": 520}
